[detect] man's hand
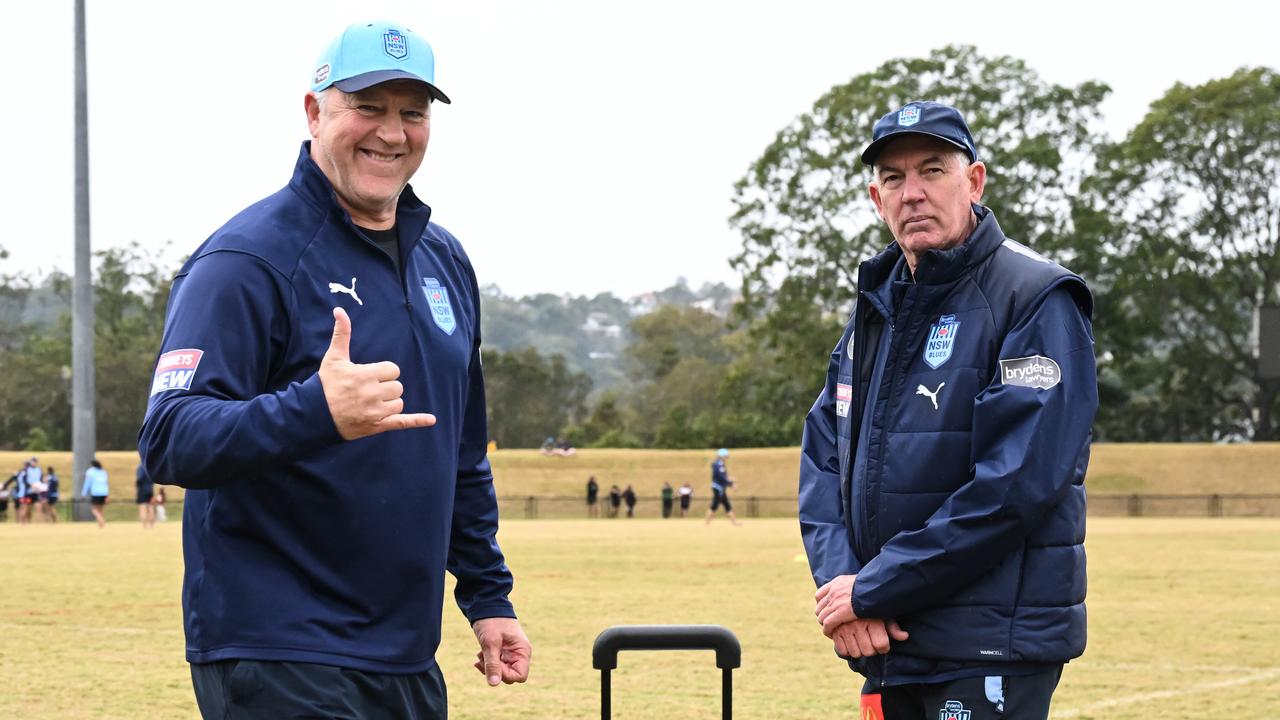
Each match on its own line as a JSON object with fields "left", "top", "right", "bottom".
{"left": 831, "top": 618, "right": 910, "bottom": 658}
{"left": 319, "top": 307, "right": 436, "bottom": 440}
{"left": 472, "top": 617, "right": 531, "bottom": 687}
{"left": 814, "top": 574, "right": 859, "bottom": 636}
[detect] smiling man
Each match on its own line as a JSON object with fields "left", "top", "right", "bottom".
{"left": 798, "top": 102, "right": 1097, "bottom": 719}
{"left": 139, "top": 21, "right": 530, "bottom": 719}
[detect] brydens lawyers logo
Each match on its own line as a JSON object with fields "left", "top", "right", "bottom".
{"left": 939, "top": 700, "right": 971, "bottom": 720}
{"left": 150, "top": 349, "right": 203, "bottom": 396}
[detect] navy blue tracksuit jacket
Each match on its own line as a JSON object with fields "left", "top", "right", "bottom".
{"left": 799, "top": 206, "right": 1097, "bottom": 685}
{"left": 139, "top": 143, "right": 514, "bottom": 674}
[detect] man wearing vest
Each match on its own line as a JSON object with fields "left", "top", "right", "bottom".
{"left": 799, "top": 101, "right": 1097, "bottom": 719}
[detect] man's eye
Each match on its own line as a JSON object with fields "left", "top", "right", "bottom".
{"left": 357, "top": 105, "right": 379, "bottom": 113}
{"left": 404, "top": 111, "right": 426, "bottom": 121}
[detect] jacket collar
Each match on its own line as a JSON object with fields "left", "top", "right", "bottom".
{"left": 288, "top": 141, "right": 433, "bottom": 237}
{"left": 858, "top": 204, "right": 1006, "bottom": 290}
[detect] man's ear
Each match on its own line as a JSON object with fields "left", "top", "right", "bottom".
{"left": 967, "top": 161, "right": 987, "bottom": 204}
{"left": 869, "top": 180, "right": 887, "bottom": 223}
{"left": 304, "top": 93, "right": 322, "bottom": 138}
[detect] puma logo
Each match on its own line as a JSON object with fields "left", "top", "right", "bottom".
{"left": 328, "top": 277, "right": 362, "bottom": 306}
{"left": 915, "top": 382, "right": 945, "bottom": 410}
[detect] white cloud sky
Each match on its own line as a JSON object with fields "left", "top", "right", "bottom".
{"left": 1, "top": 0, "right": 1277, "bottom": 297}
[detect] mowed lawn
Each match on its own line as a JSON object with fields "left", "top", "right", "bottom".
{"left": 0, "top": 518, "right": 1277, "bottom": 719}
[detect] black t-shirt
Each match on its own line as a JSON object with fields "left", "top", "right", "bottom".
{"left": 357, "top": 225, "right": 400, "bottom": 273}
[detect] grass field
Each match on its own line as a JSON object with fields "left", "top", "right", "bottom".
{"left": 6, "top": 443, "right": 1280, "bottom": 507}
{"left": 1, "top": 517, "right": 1277, "bottom": 719}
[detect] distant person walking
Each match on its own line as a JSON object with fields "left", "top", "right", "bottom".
{"left": 40, "top": 467, "right": 60, "bottom": 523}
{"left": 622, "top": 485, "right": 637, "bottom": 518}
{"left": 608, "top": 485, "right": 622, "bottom": 518}
{"left": 661, "top": 482, "right": 674, "bottom": 518}
{"left": 586, "top": 476, "right": 600, "bottom": 518}
{"left": 81, "top": 459, "right": 110, "bottom": 528}
{"left": 136, "top": 464, "right": 156, "bottom": 528}
{"left": 678, "top": 482, "right": 693, "bottom": 518}
{"left": 14, "top": 460, "right": 34, "bottom": 524}
{"left": 26, "top": 459, "right": 49, "bottom": 523}
{"left": 705, "top": 448, "right": 740, "bottom": 525}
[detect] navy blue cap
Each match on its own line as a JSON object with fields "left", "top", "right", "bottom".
{"left": 860, "top": 101, "right": 977, "bottom": 167}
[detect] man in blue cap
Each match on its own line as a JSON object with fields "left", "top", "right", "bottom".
{"left": 704, "top": 448, "right": 740, "bottom": 525}
{"left": 140, "top": 20, "right": 530, "bottom": 718}
{"left": 799, "top": 101, "right": 1097, "bottom": 718}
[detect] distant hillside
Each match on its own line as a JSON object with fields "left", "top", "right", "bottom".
{"left": 478, "top": 278, "right": 738, "bottom": 396}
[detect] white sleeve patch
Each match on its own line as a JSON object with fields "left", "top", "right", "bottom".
{"left": 151, "top": 349, "right": 204, "bottom": 396}
{"left": 999, "top": 355, "right": 1061, "bottom": 389}
{"left": 835, "top": 383, "right": 852, "bottom": 417}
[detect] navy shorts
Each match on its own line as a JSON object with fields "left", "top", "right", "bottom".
{"left": 192, "top": 659, "right": 448, "bottom": 719}
{"left": 861, "top": 665, "right": 1063, "bottom": 719}
{"left": 710, "top": 490, "right": 731, "bottom": 512}
{"left": 90, "top": 495, "right": 108, "bottom": 506}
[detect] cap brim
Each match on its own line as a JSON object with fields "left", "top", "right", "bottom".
{"left": 860, "top": 131, "right": 971, "bottom": 167}
{"left": 333, "top": 70, "right": 451, "bottom": 104}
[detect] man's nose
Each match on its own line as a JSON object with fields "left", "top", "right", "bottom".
{"left": 900, "top": 173, "right": 926, "bottom": 203}
{"left": 376, "top": 114, "right": 407, "bottom": 145}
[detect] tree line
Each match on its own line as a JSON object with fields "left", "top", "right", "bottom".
{"left": 1, "top": 46, "right": 1275, "bottom": 449}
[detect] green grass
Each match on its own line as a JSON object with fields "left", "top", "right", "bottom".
{"left": 1, "top": 518, "right": 1277, "bottom": 719}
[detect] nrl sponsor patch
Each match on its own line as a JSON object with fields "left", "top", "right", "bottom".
{"left": 938, "top": 700, "right": 971, "bottom": 720}
{"left": 999, "top": 354, "right": 1062, "bottom": 389}
{"left": 150, "top": 349, "right": 204, "bottom": 396}
{"left": 835, "top": 383, "right": 852, "bottom": 418}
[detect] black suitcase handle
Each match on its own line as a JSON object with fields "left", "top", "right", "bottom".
{"left": 592, "top": 624, "right": 741, "bottom": 720}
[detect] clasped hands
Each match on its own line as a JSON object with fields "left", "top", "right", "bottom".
{"left": 814, "top": 574, "right": 908, "bottom": 658}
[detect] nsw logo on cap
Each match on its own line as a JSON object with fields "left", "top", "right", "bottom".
{"left": 384, "top": 29, "right": 408, "bottom": 60}
{"left": 313, "top": 63, "right": 330, "bottom": 85}
{"left": 898, "top": 105, "right": 921, "bottom": 127}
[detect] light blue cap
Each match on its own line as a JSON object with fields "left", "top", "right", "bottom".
{"left": 717, "top": 448, "right": 729, "bottom": 457}
{"left": 311, "top": 21, "right": 451, "bottom": 104}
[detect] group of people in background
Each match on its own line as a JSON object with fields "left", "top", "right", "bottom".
{"left": 0, "top": 458, "right": 164, "bottom": 528}
{"left": 0, "top": 457, "right": 60, "bottom": 523}
{"left": 584, "top": 449, "right": 738, "bottom": 523}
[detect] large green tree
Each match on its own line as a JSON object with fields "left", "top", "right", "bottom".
{"left": 482, "top": 347, "right": 592, "bottom": 448}
{"left": 0, "top": 244, "right": 171, "bottom": 451}
{"left": 729, "top": 45, "right": 1111, "bottom": 433}
{"left": 1084, "top": 67, "right": 1280, "bottom": 440}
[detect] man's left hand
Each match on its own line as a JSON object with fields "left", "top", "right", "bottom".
{"left": 815, "top": 574, "right": 858, "bottom": 636}
{"left": 472, "top": 617, "right": 532, "bottom": 686}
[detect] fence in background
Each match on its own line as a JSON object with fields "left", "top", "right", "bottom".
{"left": 498, "top": 493, "right": 1280, "bottom": 520}
{"left": 2, "top": 494, "right": 1278, "bottom": 524}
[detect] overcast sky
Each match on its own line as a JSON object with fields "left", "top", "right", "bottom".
{"left": 2, "top": 1, "right": 1277, "bottom": 298}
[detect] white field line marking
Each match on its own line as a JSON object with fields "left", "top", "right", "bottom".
{"left": 1079, "top": 662, "right": 1273, "bottom": 674}
{"left": 1052, "top": 667, "right": 1280, "bottom": 718}
{"left": 0, "top": 621, "right": 148, "bottom": 636}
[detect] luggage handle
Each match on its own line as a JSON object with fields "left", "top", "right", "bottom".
{"left": 592, "top": 624, "right": 741, "bottom": 720}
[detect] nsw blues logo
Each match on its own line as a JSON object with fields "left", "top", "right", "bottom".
{"left": 923, "top": 314, "right": 960, "bottom": 369}
{"left": 421, "top": 278, "right": 456, "bottom": 335}
{"left": 898, "top": 105, "right": 921, "bottom": 127}
{"left": 384, "top": 29, "right": 408, "bottom": 60}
